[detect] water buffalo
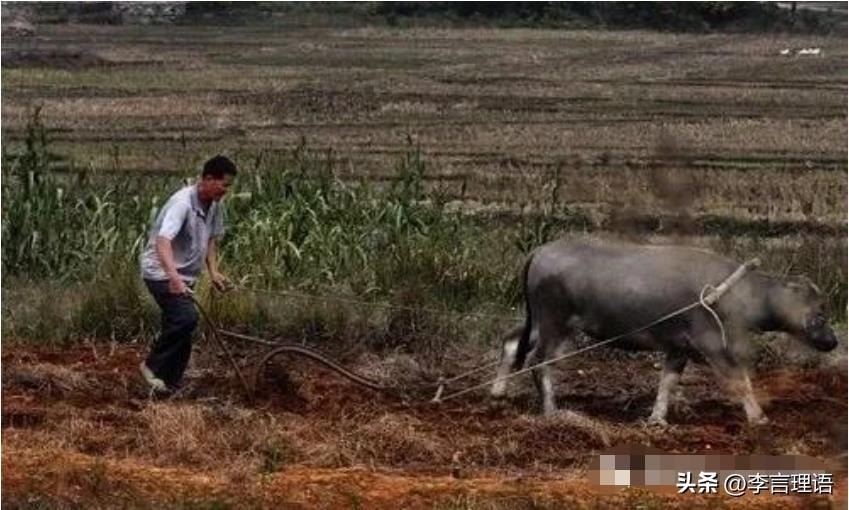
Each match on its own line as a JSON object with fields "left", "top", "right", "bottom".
{"left": 490, "top": 240, "right": 838, "bottom": 425}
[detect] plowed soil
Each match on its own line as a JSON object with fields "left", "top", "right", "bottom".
{"left": 2, "top": 343, "right": 846, "bottom": 509}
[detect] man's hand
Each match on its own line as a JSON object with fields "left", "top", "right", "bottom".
{"left": 210, "top": 272, "right": 232, "bottom": 293}
{"left": 157, "top": 237, "right": 189, "bottom": 296}
{"left": 168, "top": 275, "right": 188, "bottom": 296}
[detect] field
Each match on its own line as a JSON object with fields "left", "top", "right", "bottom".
{"left": 2, "top": 21, "right": 847, "bottom": 509}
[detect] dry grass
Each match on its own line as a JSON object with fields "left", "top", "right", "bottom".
{"left": 3, "top": 363, "right": 91, "bottom": 397}
{"left": 140, "top": 402, "right": 296, "bottom": 478}
{"left": 349, "top": 413, "right": 443, "bottom": 465}
{"left": 355, "top": 351, "right": 429, "bottom": 386}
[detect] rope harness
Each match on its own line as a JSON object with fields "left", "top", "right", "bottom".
{"left": 190, "top": 258, "right": 760, "bottom": 403}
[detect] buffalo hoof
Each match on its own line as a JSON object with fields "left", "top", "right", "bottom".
{"left": 561, "top": 409, "right": 586, "bottom": 421}
{"left": 748, "top": 415, "right": 770, "bottom": 426}
{"left": 489, "top": 388, "right": 508, "bottom": 400}
{"left": 541, "top": 406, "right": 560, "bottom": 417}
{"left": 646, "top": 415, "right": 669, "bottom": 428}
{"left": 488, "top": 397, "right": 509, "bottom": 411}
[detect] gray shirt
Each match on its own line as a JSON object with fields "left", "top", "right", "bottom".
{"left": 140, "top": 184, "right": 225, "bottom": 282}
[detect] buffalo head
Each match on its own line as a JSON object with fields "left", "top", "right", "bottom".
{"left": 774, "top": 276, "right": 838, "bottom": 352}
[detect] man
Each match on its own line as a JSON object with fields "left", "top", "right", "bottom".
{"left": 139, "top": 155, "right": 237, "bottom": 395}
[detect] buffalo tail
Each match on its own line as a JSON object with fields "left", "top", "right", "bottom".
{"left": 511, "top": 252, "right": 535, "bottom": 370}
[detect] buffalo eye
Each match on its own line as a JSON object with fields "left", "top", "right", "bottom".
{"left": 808, "top": 314, "right": 826, "bottom": 329}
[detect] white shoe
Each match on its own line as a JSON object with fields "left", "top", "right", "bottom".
{"left": 139, "top": 362, "right": 169, "bottom": 393}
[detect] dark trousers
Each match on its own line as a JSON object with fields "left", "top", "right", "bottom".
{"left": 144, "top": 279, "right": 198, "bottom": 388}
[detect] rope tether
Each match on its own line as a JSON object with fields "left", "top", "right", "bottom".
{"left": 190, "top": 258, "right": 759, "bottom": 404}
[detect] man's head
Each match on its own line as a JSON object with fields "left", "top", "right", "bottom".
{"left": 198, "top": 155, "right": 237, "bottom": 202}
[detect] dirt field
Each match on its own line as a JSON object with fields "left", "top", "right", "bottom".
{"left": 2, "top": 340, "right": 846, "bottom": 509}
{"left": 2, "top": 21, "right": 847, "bottom": 509}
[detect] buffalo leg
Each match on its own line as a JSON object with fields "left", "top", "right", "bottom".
{"left": 532, "top": 360, "right": 557, "bottom": 415}
{"left": 529, "top": 328, "right": 557, "bottom": 415}
{"left": 490, "top": 336, "right": 520, "bottom": 398}
{"left": 648, "top": 353, "right": 687, "bottom": 425}
{"left": 712, "top": 362, "right": 767, "bottom": 425}
{"left": 729, "top": 369, "right": 767, "bottom": 425}
{"left": 698, "top": 331, "right": 767, "bottom": 425}
{"left": 718, "top": 361, "right": 767, "bottom": 425}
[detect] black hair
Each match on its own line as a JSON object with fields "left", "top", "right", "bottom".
{"left": 202, "top": 155, "right": 238, "bottom": 179}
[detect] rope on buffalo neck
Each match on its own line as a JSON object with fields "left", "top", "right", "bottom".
{"left": 435, "top": 258, "right": 760, "bottom": 403}
{"left": 700, "top": 285, "right": 727, "bottom": 349}
{"left": 695, "top": 257, "right": 762, "bottom": 350}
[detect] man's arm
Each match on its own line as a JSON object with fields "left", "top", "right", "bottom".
{"left": 156, "top": 236, "right": 188, "bottom": 295}
{"left": 155, "top": 199, "right": 191, "bottom": 295}
{"left": 206, "top": 236, "right": 230, "bottom": 291}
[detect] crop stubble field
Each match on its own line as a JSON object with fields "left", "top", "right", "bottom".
{"left": 2, "top": 25, "right": 846, "bottom": 221}
{"left": 1, "top": 23, "right": 847, "bottom": 509}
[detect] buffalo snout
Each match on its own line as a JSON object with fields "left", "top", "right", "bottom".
{"left": 807, "top": 316, "right": 838, "bottom": 352}
{"left": 811, "top": 329, "right": 839, "bottom": 352}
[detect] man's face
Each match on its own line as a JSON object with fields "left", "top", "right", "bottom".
{"left": 201, "top": 174, "right": 234, "bottom": 202}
